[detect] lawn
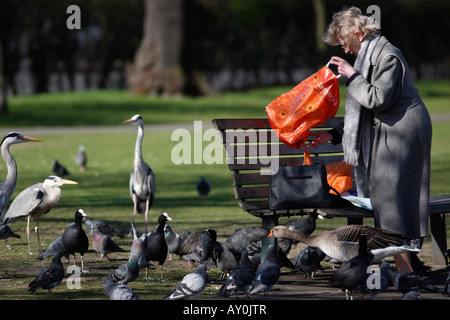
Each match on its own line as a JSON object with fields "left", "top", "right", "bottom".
{"left": 0, "top": 81, "right": 449, "bottom": 300}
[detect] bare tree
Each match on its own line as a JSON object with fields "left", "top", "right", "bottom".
{"left": 312, "top": 0, "right": 327, "bottom": 66}
{"left": 127, "top": 0, "right": 184, "bottom": 96}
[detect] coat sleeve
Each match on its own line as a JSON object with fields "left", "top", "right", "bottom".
{"left": 346, "top": 54, "right": 403, "bottom": 113}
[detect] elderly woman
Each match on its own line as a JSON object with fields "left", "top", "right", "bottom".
{"left": 309, "top": 7, "right": 432, "bottom": 272}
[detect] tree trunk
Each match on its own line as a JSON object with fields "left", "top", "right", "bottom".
{"left": 127, "top": 0, "right": 184, "bottom": 96}
{"left": 312, "top": 0, "right": 327, "bottom": 66}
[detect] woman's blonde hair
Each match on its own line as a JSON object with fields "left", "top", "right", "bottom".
{"left": 323, "top": 6, "right": 379, "bottom": 48}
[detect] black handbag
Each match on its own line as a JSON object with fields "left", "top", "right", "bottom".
{"left": 269, "top": 163, "right": 352, "bottom": 210}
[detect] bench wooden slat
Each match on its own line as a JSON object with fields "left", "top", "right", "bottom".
{"left": 213, "top": 117, "right": 344, "bottom": 131}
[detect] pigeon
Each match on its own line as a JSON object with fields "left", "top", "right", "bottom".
{"left": 250, "top": 244, "right": 280, "bottom": 296}
{"left": 175, "top": 229, "right": 216, "bottom": 267}
{"left": 83, "top": 215, "right": 127, "bottom": 238}
{"left": 212, "top": 240, "right": 239, "bottom": 280}
{"left": 164, "top": 224, "right": 182, "bottom": 260}
{"left": 219, "top": 250, "right": 256, "bottom": 298}
{"left": 28, "top": 252, "right": 64, "bottom": 294}
{"left": 402, "top": 290, "right": 421, "bottom": 300}
{"left": 37, "top": 235, "right": 70, "bottom": 262}
{"left": 285, "top": 213, "right": 323, "bottom": 247}
{"left": 52, "top": 159, "right": 70, "bottom": 177}
{"left": 76, "top": 145, "right": 87, "bottom": 171}
{"left": 143, "top": 212, "right": 172, "bottom": 281}
{"left": 110, "top": 255, "right": 140, "bottom": 285}
{"left": 387, "top": 266, "right": 439, "bottom": 297}
{"left": 89, "top": 223, "right": 125, "bottom": 261}
{"left": 294, "top": 246, "right": 325, "bottom": 279}
{"left": 129, "top": 219, "right": 149, "bottom": 269}
{"left": 0, "top": 223, "right": 20, "bottom": 246}
{"left": 102, "top": 276, "right": 141, "bottom": 300}
{"left": 225, "top": 226, "right": 269, "bottom": 257}
{"left": 163, "top": 264, "right": 208, "bottom": 300}
{"left": 196, "top": 177, "right": 211, "bottom": 198}
{"left": 328, "top": 234, "right": 373, "bottom": 300}
{"left": 62, "top": 209, "right": 89, "bottom": 272}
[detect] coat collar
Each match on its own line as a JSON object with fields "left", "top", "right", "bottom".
{"left": 370, "top": 36, "right": 390, "bottom": 65}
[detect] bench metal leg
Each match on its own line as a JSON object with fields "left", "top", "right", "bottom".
{"left": 430, "top": 213, "right": 448, "bottom": 266}
{"left": 261, "top": 215, "right": 278, "bottom": 262}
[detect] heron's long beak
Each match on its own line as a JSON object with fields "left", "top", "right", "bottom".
{"left": 122, "top": 119, "right": 134, "bottom": 124}
{"left": 24, "top": 136, "right": 42, "bottom": 142}
{"left": 267, "top": 229, "right": 274, "bottom": 238}
{"left": 61, "top": 179, "right": 78, "bottom": 185}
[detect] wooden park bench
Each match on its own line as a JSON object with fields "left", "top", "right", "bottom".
{"left": 213, "top": 117, "right": 449, "bottom": 265}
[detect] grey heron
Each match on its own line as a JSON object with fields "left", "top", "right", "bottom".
{"left": 2, "top": 175, "right": 78, "bottom": 254}
{"left": 0, "top": 132, "right": 42, "bottom": 220}
{"left": 123, "top": 114, "right": 156, "bottom": 232}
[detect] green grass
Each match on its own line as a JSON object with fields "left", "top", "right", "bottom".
{"left": 0, "top": 81, "right": 449, "bottom": 300}
{"left": 3, "top": 80, "right": 450, "bottom": 127}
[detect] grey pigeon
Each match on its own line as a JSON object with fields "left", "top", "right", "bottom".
{"left": 163, "top": 264, "right": 208, "bottom": 300}
{"left": 294, "top": 246, "right": 325, "bottom": 279}
{"left": 175, "top": 229, "right": 216, "bottom": 267}
{"left": 90, "top": 223, "right": 125, "bottom": 261}
{"left": 110, "top": 256, "right": 140, "bottom": 285}
{"left": 285, "top": 213, "right": 322, "bottom": 236}
{"left": 402, "top": 290, "right": 421, "bottom": 300}
{"left": 52, "top": 159, "right": 69, "bottom": 177}
{"left": 0, "top": 223, "right": 20, "bottom": 246}
{"left": 102, "top": 276, "right": 141, "bottom": 300}
{"left": 76, "top": 145, "right": 87, "bottom": 171}
{"left": 37, "top": 235, "right": 70, "bottom": 262}
{"left": 212, "top": 240, "right": 239, "bottom": 280}
{"left": 83, "top": 215, "right": 127, "bottom": 238}
{"left": 225, "top": 226, "right": 269, "bottom": 257}
{"left": 250, "top": 244, "right": 280, "bottom": 296}
{"left": 62, "top": 209, "right": 89, "bottom": 272}
{"left": 28, "top": 252, "right": 64, "bottom": 294}
{"left": 164, "top": 224, "right": 182, "bottom": 260}
{"left": 196, "top": 177, "right": 211, "bottom": 197}
{"left": 328, "top": 234, "right": 373, "bottom": 300}
{"left": 387, "top": 266, "right": 438, "bottom": 297}
{"left": 219, "top": 250, "right": 256, "bottom": 298}
{"left": 129, "top": 219, "right": 150, "bottom": 269}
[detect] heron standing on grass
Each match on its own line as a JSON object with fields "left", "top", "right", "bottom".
{"left": 0, "top": 132, "right": 42, "bottom": 219}
{"left": 2, "top": 175, "right": 77, "bottom": 254}
{"left": 0, "top": 132, "right": 42, "bottom": 249}
{"left": 123, "top": 114, "right": 156, "bottom": 232}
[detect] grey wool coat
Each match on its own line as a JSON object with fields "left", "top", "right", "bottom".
{"left": 336, "top": 36, "right": 432, "bottom": 239}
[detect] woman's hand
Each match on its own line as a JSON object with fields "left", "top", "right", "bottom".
{"left": 305, "top": 131, "right": 333, "bottom": 148}
{"left": 330, "top": 56, "right": 357, "bottom": 78}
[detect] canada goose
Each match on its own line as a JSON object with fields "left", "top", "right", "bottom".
{"left": 268, "top": 225, "right": 411, "bottom": 262}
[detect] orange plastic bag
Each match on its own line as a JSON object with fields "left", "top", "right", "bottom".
{"left": 266, "top": 62, "right": 340, "bottom": 148}
{"left": 303, "top": 150, "right": 353, "bottom": 194}
{"left": 325, "top": 161, "right": 353, "bottom": 194}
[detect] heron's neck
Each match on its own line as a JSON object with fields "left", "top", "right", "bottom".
{"left": 1, "top": 144, "right": 17, "bottom": 199}
{"left": 134, "top": 124, "right": 144, "bottom": 166}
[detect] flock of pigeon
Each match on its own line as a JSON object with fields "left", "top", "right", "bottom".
{"left": 0, "top": 115, "right": 449, "bottom": 300}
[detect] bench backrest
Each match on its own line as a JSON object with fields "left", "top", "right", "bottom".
{"left": 213, "top": 117, "right": 347, "bottom": 216}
